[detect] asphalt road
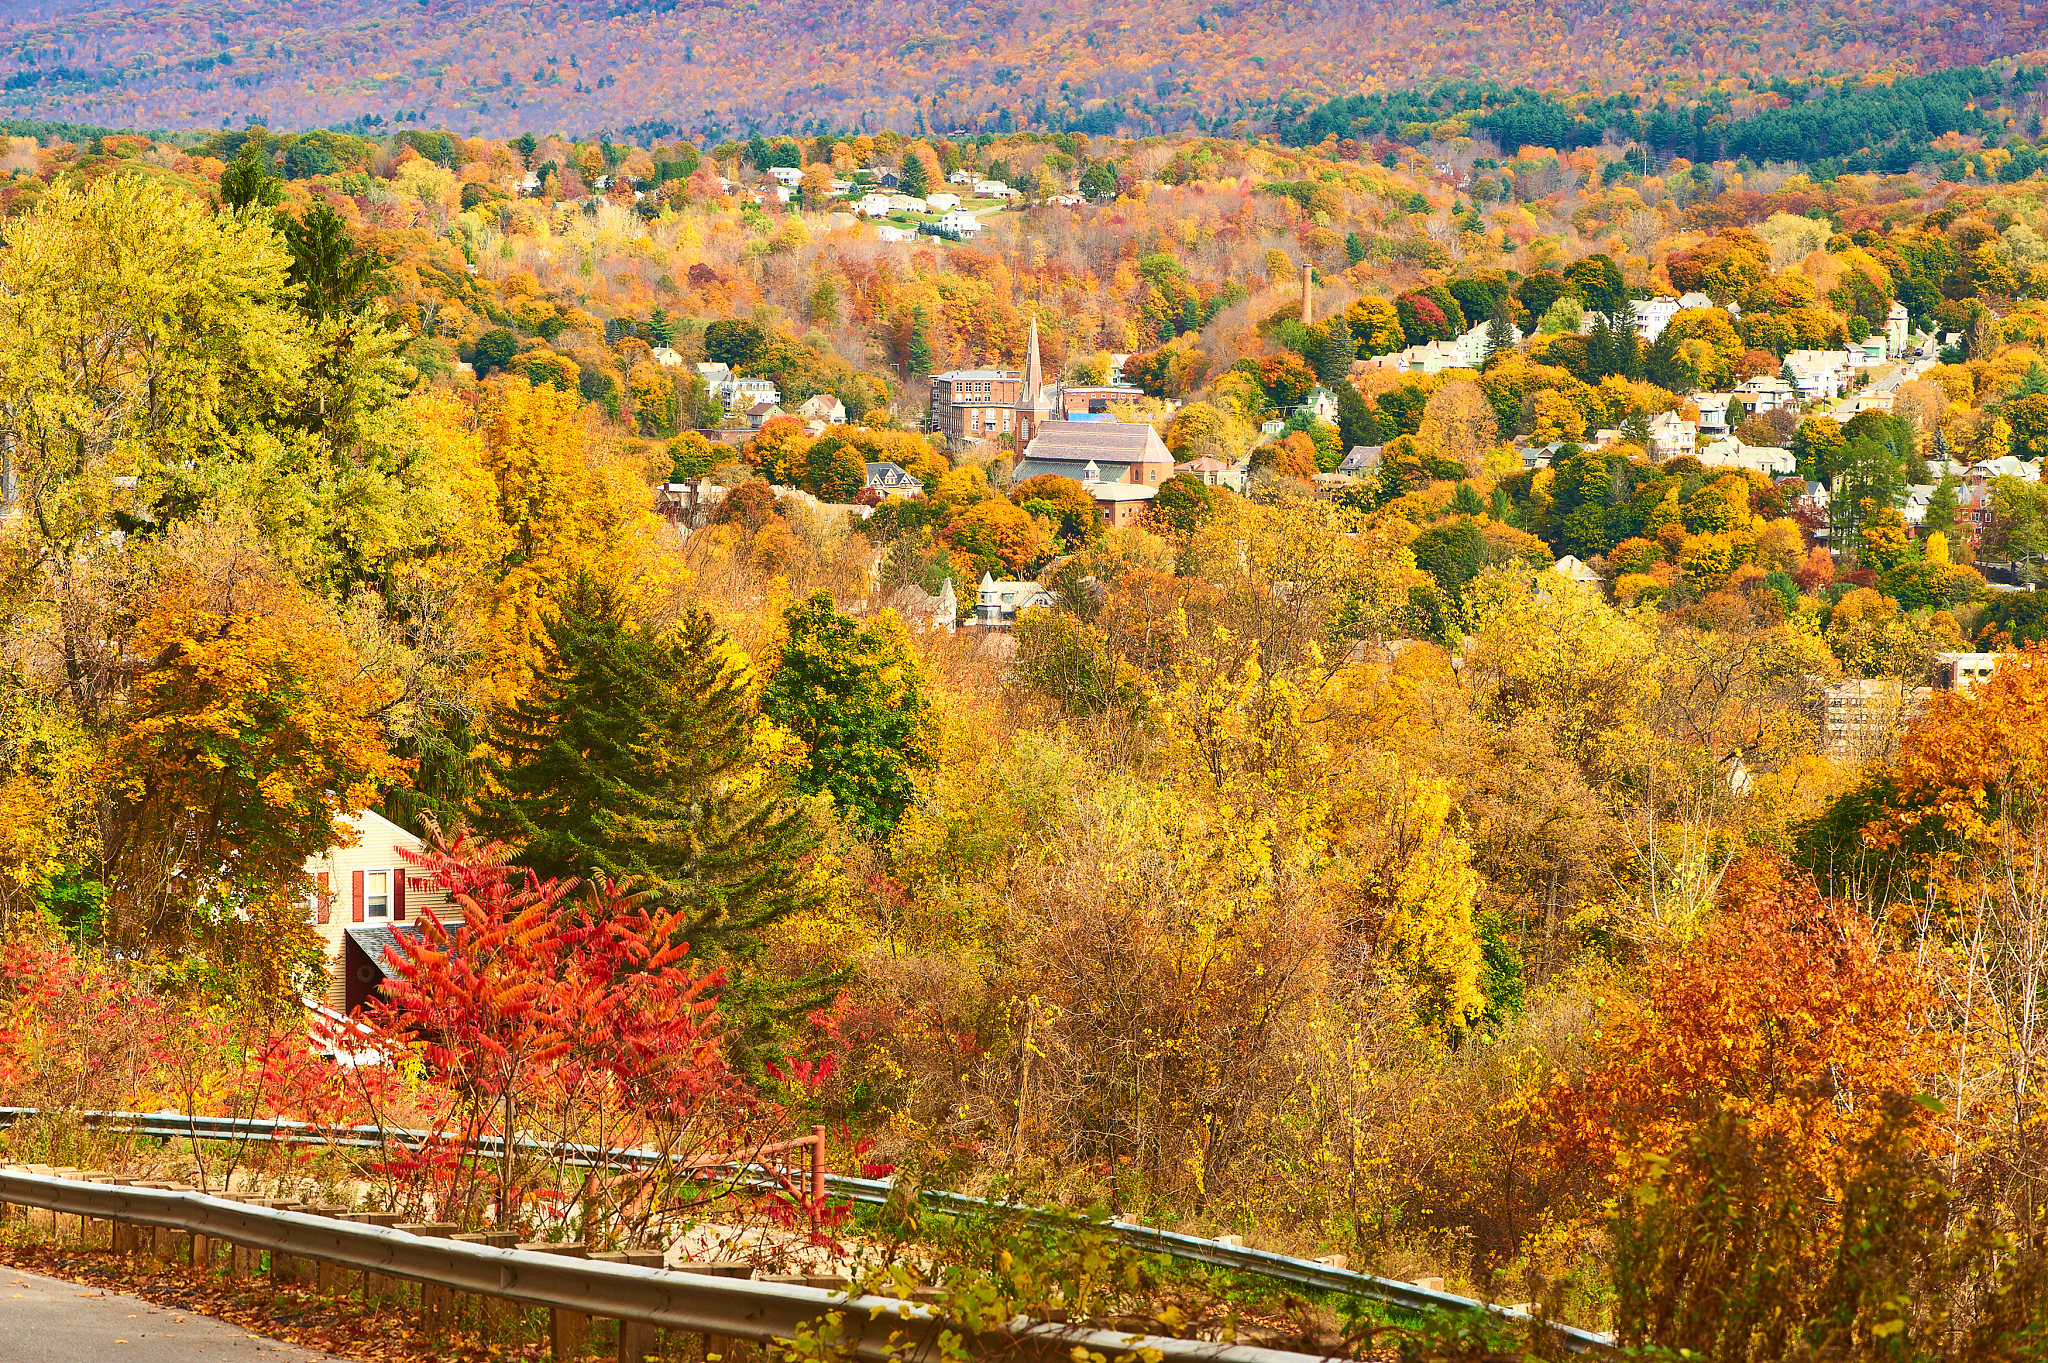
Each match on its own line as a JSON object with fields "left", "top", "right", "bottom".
{"left": 0, "top": 1267, "right": 347, "bottom": 1362}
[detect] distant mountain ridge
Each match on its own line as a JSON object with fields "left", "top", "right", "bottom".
{"left": 2, "top": 0, "right": 2044, "bottom": 139}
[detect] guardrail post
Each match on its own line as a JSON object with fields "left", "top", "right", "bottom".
{"left": 345, "top": 1212, "right": 403, "bottom": 1303}
{"left": 521, "top": 1241, "right": 590, "bottom": 1360}
{"left": 615, "top": 1251, "right": 665, "bottom": 1363}
{"left": 398, "top": 1223, "right": 461, "bottom": 1337}
{"left": 309, "top": 1206, "right": 352, "bottom": 1295}
{"left": 689, "top": 1260, "right": 755, "bottom": 1363}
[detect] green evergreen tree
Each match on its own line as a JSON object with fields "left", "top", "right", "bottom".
{"left": 1483, "top": 295, "right": 1516, "bottom": 369}
{"left": 218, "top": 142, "right": 282, "bottom": 218}
{"left": 763, "top": 593, "right": 937, "bottom": 838}
{"left": 1923, "top": 471, "right": 1962, "bottom": 539}
{"left": 898, "top": 149, "right": 931, "bottom": 198}
{"left": 283, "top": 202, "right": 387, "bottom": 319}
{"left": 477, "top": 575, "right": 818, "bottom": 966}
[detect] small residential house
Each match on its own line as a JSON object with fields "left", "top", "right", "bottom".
{"left": 875, "top": 224, "right": 918, "bottom": 243}
{"left": 1733, "top": 374, "right": 1799, "bottom": 416}
{"left": 746, "top": 400, "right": 785, "bottom": 428}
{"left": 1630, "top": 296, "right": 1681, "bottom": 342}
{"left": 767, "top": 167, "right": 804, "bottom": 187}
{"left": 1646, "top": 410, "right": 1696, "bottom": 461}
{"left": 855, "top": 192, "right": 892, "bottom": 217}
{"left": 1302, "top": 386, "right": 1341, "bottom": 424}
{"left": 1696, "top": 437, "right": 1795, "bottom": 477}
{"left": 1886, "top": 302, "right": 1911, "bottom": 357}
{"left": 304, "top": 811, "right": 454, "bottom": 1015}
{"left": 1553, "top": 555, "right": 1604, "bottom": 586}
{"left": 975, "top": 572, "right": 1054, "bottom": 627}
{"left": 1177, "top": 455, "right": 1245, "bottom": 491}
{"left": 796, "top": 393, "right": 847, "bottom": 426}
{"left": 1694, "top": 393, "right": 1737, "bottom": 439}
{"left": 1338, "top": 446, "right": 1383, "bottom": 475}
{"left": 865, "top": 461, "right": 925, "bottom": 497}
{"left": 650, "top": 346, "right": 684, "bottom": 368}
{"left": 925, "top": 192, "right": 962, "bottom": 210}
{"left": 935, "top": 210, "right": 982, "bottom": 238}
{"left": 1829, "top": 391, "right": 1896, "bottom": 425}
{"left": 973, "top": 179, "right": 1020, "bottom": 198}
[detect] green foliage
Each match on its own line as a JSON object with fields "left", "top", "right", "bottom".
{"left": 763, "top": 593, "right": 937, "bottom": 838}
{"left": 477, "top": 574, "right": 819, "bottom": 963}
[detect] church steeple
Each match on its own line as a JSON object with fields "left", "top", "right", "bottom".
{"left": 1016, "top": 316, "right": 1054, "bottom": 446}
{"left": 1022, "top": 316, "right": 1044, "bottom": 403}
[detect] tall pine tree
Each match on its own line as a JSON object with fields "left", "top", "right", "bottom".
{"left": 478, "top": 574, "right": 818, "bottom": 967}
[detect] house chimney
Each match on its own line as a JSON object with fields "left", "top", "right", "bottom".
{"left": 1300, "top": 264, "right": 1314, "bottom": 325}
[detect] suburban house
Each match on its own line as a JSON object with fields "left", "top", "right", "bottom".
{"left": 1451, "top": 319, "right": 1519, "bottom": 368}
{"left": 1733, "top": 375, "right": 1799, "bottom": 417}
{"left": 1886, "top": 302, "right": 1911, "bottom": 356}
{"left": 1646, "top": 410, "right": 1697, "bottom": 460}
{"left": 304, "top": 811, "right": 454, "bottom": 1015}
{"left": 796, "top": 393, "right": 847, "bottom": 425}
{"left": 1338, "top": 445, "right": 1383, "bottom": 475}
{"left": 766, "top": 167, "right": 804, "bottom": 187}
{"left": 1552, "top": 555, "right": 1603, "bottom": 586}
{"left": 972, "top": 179, "right": 1019, "bottom": 198}
{"left": 855, "top": 192, "right": 892, "bottom": 216}
{"left": 1691, "top": 393, "right": 1736, "bottom": 439}
{"left": 935, "top": 210, "right": 983, "bottom": 237}
{"left": 865, "top": 461, "right": 925, "bottom": 497}
{"left": 1696, "top": 437, "right": 1795, "bottom": 477}
{"left": 746, "top": 400, "right": 785, "bottom": 428}
{"left": 1630, "top": 296, "right": 1681, "bottom": 342}
{"left": 925, "top": 192, "right": 962, "bottom": 210}
{"left": 1011, "top": 419, "right": 1176, "bottom": 489}
{"left": 1784, "top": 350, "right": 1852, "bottom": 402}
{"left": 650, "top": 346, "right": 685, "bottom": 368}
{"left": 975, "top": 572, "right": 1054, "bottom": 627}
{"left": 1179, "top": 454, "right": 1246, "bottom": 490}
{"left": 1302, "top": 386, "right": 1341, "bottom": 424}
{"left": 696, "top": 363, "right": 779, "bottom": 414}
{"left": 1829, "top": 391, "right": 1896, "bottom": 424}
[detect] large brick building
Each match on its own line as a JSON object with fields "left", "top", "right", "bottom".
{"left": 929, "top": 318, "right": 1056, "bottom": 451}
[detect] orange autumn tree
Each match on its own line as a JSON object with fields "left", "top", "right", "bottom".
{"left": 102, "top": 520, "right": 403, "bottom": 965}
{"left": 1539, "top": 852, "right": 1943, "bottom": 1200}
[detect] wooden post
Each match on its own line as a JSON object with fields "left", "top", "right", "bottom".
{"left": 473, "top": 1232, "right": 521, "bottom": 1344}
{"left": 616, "top": 1251, "right": 665, "bottom": 1363}
{"left": 521, "top": 1242, "right": 590, "bottom": 1361}
{"left": 346, "top": 1212, "right": 404, "bottom": 1303}
{"left": 690, "top": 1260, "right": 754, "bottom": 1363}
{"left": 395, "top": 1222, "right": 460, "bottom": 1335}
{"left": 310, "top": 1207, "right": 352, "bottom": 1295}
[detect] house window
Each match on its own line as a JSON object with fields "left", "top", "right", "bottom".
{"left": 365, "top": 870, "right": 390, "bottom": 919}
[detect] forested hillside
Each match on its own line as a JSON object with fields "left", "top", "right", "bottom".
{"left": 4, "top": 0, "right": 2048, "bottom": 139}
{"left": 12, "top": 65, "right": 2048, "bottom": 1358}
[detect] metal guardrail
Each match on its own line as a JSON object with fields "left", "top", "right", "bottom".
{"left": 0, "top": 1167, "right": 1327, "bottom": 1363}
{"left": 0, "top": 1106, "right": 1613, "bottom": 1353}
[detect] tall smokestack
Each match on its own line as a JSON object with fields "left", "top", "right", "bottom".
{"left": 1300, "top": 264, "right": 1314, "bottom": 325}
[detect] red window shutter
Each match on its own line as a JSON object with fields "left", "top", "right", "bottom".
{"left": 316, "top": 871, "right": 331, "bottom": 926}
{"left": 394, "top": 871, "right": 407, "bottom": 921}
{"left": 351, "top": 870, "right": 365, "bottom": 923}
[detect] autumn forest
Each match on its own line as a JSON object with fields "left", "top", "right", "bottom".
{"left": 6, "top": 16, "right": 2048, "bottom": 1363}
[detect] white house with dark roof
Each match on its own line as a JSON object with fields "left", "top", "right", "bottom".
{"left": 865, "top": 461, "right": 925, "bottom": 497}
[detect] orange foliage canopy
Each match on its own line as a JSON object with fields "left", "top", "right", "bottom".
{"left": 1539, "top": 853, "right": 1942, "bottom": 1196}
